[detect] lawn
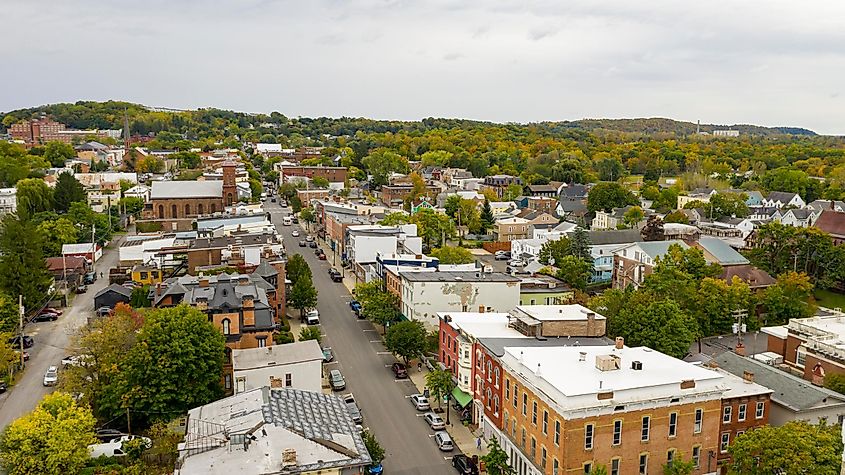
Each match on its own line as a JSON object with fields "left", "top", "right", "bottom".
{"left": 814, "top": 288, "right": 845, "bottom": 310}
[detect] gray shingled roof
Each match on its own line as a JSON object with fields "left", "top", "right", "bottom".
{"left": 766, "top": 191, "right": 799, "bottom": 203}
{"left": 713, "top": 351, "right": 845, "bottom": 411}
{"left": 94, "top": 283, "right": 132, "bottom": 299}
{"left": 588, "top": 229, "right": 643, "bottom": 245}
{"left": 252, "top": 259, "right": 278, "bottom": 279}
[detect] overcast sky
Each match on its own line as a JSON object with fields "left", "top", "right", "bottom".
{"left": 3, "top": 0, "right": 845, "bottom": 134}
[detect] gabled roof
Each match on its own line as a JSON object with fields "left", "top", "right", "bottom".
{"left": 696, "top": 237, "right": 749, "bottom": 265}
{"left": 713, "top": 351, "right": 845, "bottom": 412}
{"left": 765, "top": 191, "right": 800, "bottom": 203}
{"left": 559, "top": 184, "right": 588, "bottom": 198}
{"left": 151, "top": 181, "right": 223, "bottom": 199}
{"left": 252, "top": 259, "right": 278, "bottom": 279}
{"left": 95, "top": 284, "right": 132, "bottom": 299}
{"left": 814, "top": 210, "right": 845, "bottom": 237}
{"left": 527, "top": 184, "right": 557, "bottom": 194}
{"left": 588, "top": 229, "right": 643, "bottom": 246}
{"left": 719, "top": 264, "right": 776, "bottom": 289}
{"left": 785, "top": 208, "right": 813, "bottom": 220}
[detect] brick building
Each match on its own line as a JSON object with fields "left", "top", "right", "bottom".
{"left": 710, "top": 368, "right": 771, "bottom": 471}
{"left": 278, "top": 164, "right": 348, "bottom": 184}
{"left": 380, "top": 183, "right": 441, "bottom": 208}
{"left": 482, "top": 175, "right": 523, "bottom": 198}
{"left": 762, "top": 312, "right": 845, "bottom": 383}
{"left": 9, "top": 117, "right": 66, "bottom": 144}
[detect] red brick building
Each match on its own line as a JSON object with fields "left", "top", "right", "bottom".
{"left": 279, "top": 165, "right": 348, "bottom": 184}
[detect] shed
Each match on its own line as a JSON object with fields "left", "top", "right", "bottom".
{"left": 94, "top": 284, "right": 132, "bottom": 309}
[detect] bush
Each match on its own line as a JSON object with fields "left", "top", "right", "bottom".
{"left": 136, "top": 222, "right": 162, "bottom": 233}
{"left": 274, "top": 331, "right": 295, "bottom": 344}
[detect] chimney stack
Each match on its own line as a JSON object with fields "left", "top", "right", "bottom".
{"left": 742, "top": 370, "right": 754, "bottom": 384}
{"left": 615, "top": 337, "right": 624, "bottom": 350}
{"left": 579, "top": 351, "right": 586, "bottom": 362}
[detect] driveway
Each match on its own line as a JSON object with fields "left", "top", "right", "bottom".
{"left": 0, "top": 234, "right": 125, "bottom": 431}
{"left": 269, "top": 202, "right": 456, "bottom": 475}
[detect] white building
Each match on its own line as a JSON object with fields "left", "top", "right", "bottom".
{"left": 123, "top": 184, "right": 151, "bottom": 202}
{"left": 400, "top": 271, "right": 520, "bottom": 329}
{"left": 346, "top": 224, "right": 422, "bottom": 282}
{"left": 232, "top": 341, "right": 323, "bottom": 394}
{"left": 713, "top": 130, "right": 740, "bottom": 137}
{"left": 0, "top": 188, "right": 16, "bottom": 215}
{"left": 762, "top": 191, "right": 806, "bottom": 209}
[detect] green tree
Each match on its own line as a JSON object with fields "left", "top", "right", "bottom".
{"left": 298, "top": 326, "right": 322, "bottom": 343}
{"left": 0, "top": 215, "right": 53, "bottom": 310}
{"left": 823, "top": 373, "right": 845, "bottom": 395}
{"left": 728, "top": 421, "right": 843, "bottom": 475}
{"left": 109, "top": 305, "right": 225, "bottom": 427}
{"left": 763, "top": 271, "right": 816, "bottom": 324}
{"left": 594, "top": 156, "right": 627, "bottom": 182}
{"left": 52, "top": 172, "right": 86, "bottom": 213}
{"left": 0, "top": 333, "right": 18, "bottom": 379}
{"left": 362, "top": 430, "right": 385, "bottom": 467}
{"left": 43, "top": 141, "right": 76, "bottom": 168}
{"left": 300, "top": 207, "right": 316, "bottom": 224}
{"left": 556, "top": 255, "right": 592, "bottom": 291}
{"left": 385, "top": 320, "right": 426, "bottom": 364}
{"left": 286, "top": 254, "right": 312, "bottom": 285}
{"left": 587, "top": 182, "right": 638, "bottom": 213}
{"left": 380, "top": 212, "right": 410, "bottom": 226}
{"left": 662, "top": 453, "right": 695, "bottom": 475}
{"left": 362, "top": 290, "right": 400, "bottom": 329}
{"left": 130, "top": 285, "right": 152, "bottom": 308}
{"left": 694, "top": 277, "right": 753, "bottom": 336}
{"left": 568, "top": 226, "right": 592, "bottom": 263}
{"left": 481, "top": 436, "right": 516, "bottom": 475}
{"left": 0, "top": 392, "right": 97, "bottom": 475}
{"left": 502, "top": 183, "right": 523, "bottom": 201}
{"left": 311, "top": 176, "right": 330, "bottom": 188}
{"left": 613, "top": 296, "right": 696, "bottom": 359}
{"left": 289, "top": 275, "right": 319, "bottom": 318}
{"left": 16, "top": 178, "right": 53, "bottom": 218}
{"left": 425, "top": 368, "right": 455, "bottom": 410}
{"left": 430, "top": 246, "right": 474, "bottom": 265}
{"left": 0, "top": 142, "right": 49, "bottom": 187}
{"left": 119, "top": 196, "right": 145, "bottom": 216}
{"left": 0, "top": 294, "right": 20, "bottom": 334}
{"left": 538, "top": 237, "right": 571, "bottom": 266}
{"left": 135, "top": 156, "right": 164, "bottom": 173}
{"left": 455, "top": 199, "right": 481, "bottom": 234}
{"left": 444, "top": 195, "right": 462, "bottom": 219}
{"left": 36, "top": 217, "right": 77, "bottom": 256}
{"left": 621, "top": 206, "right": 645, "bottom": 228}
{"left": 410, "top": 208, "right": 454, "bottom": 250}
{"left": 171, "top": 151, "right": 201, "bottom": 169}
{"left": 480, "top": 200, "right": 494, "bottom": 233}
{"left": 361, "top": 149, "right": 409, "bottom": 187}
{"left": 663, "top": 210, "right": 690, "bottom": 224}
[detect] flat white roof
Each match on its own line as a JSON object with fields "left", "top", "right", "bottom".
{"left": 515, "top": 305, "right": 606, "bottom": 321}
{"left": 232, "top": 340, "right": 323, "bottom": 371}
{"left": 439, "top": 312, "right": 526, "bottom": 339}
{"left": 761, "top": 325, "right": 788, "bottom": 339}
{"left": 501, "top": 346, "right": 724, "bottom": 411}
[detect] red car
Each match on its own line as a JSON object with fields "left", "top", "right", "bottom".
{"left": 42, "top": 308, "right": 63, "bottom": 316}
{"left": 318, "top": 252, "right": 327, "bottom": 260}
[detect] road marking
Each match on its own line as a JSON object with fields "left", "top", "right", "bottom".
{"left": 428, "top": 434, "right": 436, "bottom": 438}
{"left": 376, "top": 351, "right": 392, "bottom": 355}
{"left": 362, "top": 328, "right": 377, "bottom": 331}
{"left": 415, "top": 413, "right": 426, "bottom": 417}
{"left": 369, "top": 340, "right": 382, "bottom": 343}
{"left": 324, "top": 361, "right": 339, "bottom": 365}
{"left": 444, "top": 456, "right": 454, "bottom": 460}
{"left": 384, "top": 364, "right": 392, "bottom": 367}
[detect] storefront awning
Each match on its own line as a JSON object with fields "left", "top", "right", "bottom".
{"left": 451, "top": 387, "right": 473, "bottom": 408}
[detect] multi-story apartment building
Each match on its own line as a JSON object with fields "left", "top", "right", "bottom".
{"left": 491, "top": 341, "right": 724, "bottom": 475}
{"left": 709, "top": 367, "right": 772, "bottom": 469}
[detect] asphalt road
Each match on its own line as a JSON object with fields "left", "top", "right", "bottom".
{"left": 0, "top": 235, "right": 123, "bottom": 431}
{"left": 267, "top": 202, "right": 456, "bottom": 475}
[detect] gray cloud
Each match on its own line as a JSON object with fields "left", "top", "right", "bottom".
{"left": 1, "top": 0, "right": 845, "bottom": 134}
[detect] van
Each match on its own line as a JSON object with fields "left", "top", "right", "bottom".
{"left": 434, "top": 431, "right": 454, "bottom": 451}
{"left": 282, "top": 216, "right": 292, "bottom": 226}
{"left": 305, "top": 309, "right": 320, "bottom": 325}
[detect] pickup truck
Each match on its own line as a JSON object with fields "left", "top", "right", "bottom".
{"left": 343, "top": 393, "right": 363, "bottom": 424}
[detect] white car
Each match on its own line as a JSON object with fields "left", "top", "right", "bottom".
{"left": 423, "top": 412, "right": 445, "bottom": 430}
{"left": 305, "top": 309, "right": 320, "bottom": 325}
{"left": 508, "top": 259, "right": 526, "bottom": 267}
{"left": 88, "top": 435, "right": 152, "bottom": 458}
{"left": 43, "top": 365, "right": 58, "bottom": 386}
{"left": 291, "top": 230, "right": 300, "bottom": 237}
{"left": 409, "top": 394, "right": 430, "bottom": 411}
{"left": 61, "top": 354, "right": 90, "bottom": 368}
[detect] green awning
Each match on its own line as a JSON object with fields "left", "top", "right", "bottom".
{"left": 451, "top": 387, "right": 473, "bottom": 408}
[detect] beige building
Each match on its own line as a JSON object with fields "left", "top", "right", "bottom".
{"left": 495, "top": 217, "right": 531, "bottom": 242}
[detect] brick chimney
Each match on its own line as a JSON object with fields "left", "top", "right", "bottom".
{"left": 199, "top": 278, "right": 210, "bottom": 288}
{"left": 614, "top": 336, "right": 624, "bottom": 350}
{"left": 735, "top": 341, "right": 746, "bottom": 356}
{"left": 811, "top": 363, "right": 826, "bottom": 386}
{"left": 742, "top": 370, "right": 754, "bottom": 384}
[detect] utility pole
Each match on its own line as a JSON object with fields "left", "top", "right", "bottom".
{"left": 91, "top": 224, "right": 96, "bottom": 279}
{"left": 18, "top": 295, "right": 24, "bottom": 367}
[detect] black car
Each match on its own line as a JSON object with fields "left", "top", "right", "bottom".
{"left": 452, "top": 455, "right": 478, "bottom": 475}
{"left": 32, "top": 312, "right": 59, "bottom": 322}
{"left": 7, "top": 335, "right": 34, "bottom": 349}
{"left": 330, "top": 270, "right": 343, "bottom": 282}
{"left": 83, "top": 272, "right": 97, "bottom": 285}
{"left": 309, "top": 241, "right": 318, "bottom": 249}
{"left": 95, "top": 428, "right": 126, "bottom": 442}
{"left": 291, "top": 217, "right": 299, "bottom": 224}
{"left": 0, "top": 381, "right": 7, "bottom": 394}
{"left": 299, "top": 240, "right": 307, "bottom": 247}
{"left": 314, "top": 248, "right": 324, "bottom": 256}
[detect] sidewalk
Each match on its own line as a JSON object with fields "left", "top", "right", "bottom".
{"left": 408, "top": 364, "right": 488, "bottom": 459}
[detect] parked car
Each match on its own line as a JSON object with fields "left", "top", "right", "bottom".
{"left": 75, "top": 284, "right": 88, "bottom": 294}
{"left": 309, "top": 241, "right": 318, "bottom": 248}
{"left": 409, "top": 394, "right": 430, "bottom": 411}
{"left": 83, "top": 272, "right": 97, "bottom": 285}
{"left": 62, "top": 355, "right": 90, "bottom": 368}
{"left": 434, "top": 431, "right": 454, "bottom": 451}
{"left": 88, "top": 435, "right": 151, "bottom": 458}
{"left": 299, "top": 240, "right": 307, "bottom": 247}
{"left": 305, "top": 235, "right": 315, "bottom": 242}
{"left": 32, "top": 312, "right": 59, "bottom": 322}
{"left": 95, "top": 428, "right": 126, "bottom": 442}
{"left": 349, "top": 299, "right": 361, "bottom": 311}
{"left": 318, "top": 252, "right": 327, "bottom": 260}
{"left": 270, "top": 197, "right": 277, "bottom": 203}
{"left": 494, "top": 253, "right": 509, "bottom": 261}
{"left": 96, "top": 307, "right": 112, "bottom": 317}
{"left": 314, "top": 247, "right": 323, "bottom": 256}
{"left": 41, "top": 308, "right": 62, "bottom": 316}
{"left": 329, "top": 369, "right": 346, "bottom": 391}
{"left": 8, "top": 335, "right": 34, "bottom": 349}
{"left": 343, "top": 394, "right": 363, "bottom": 423}
{"left": 43, "top": 365, "right": 58, "bottom": 386}
{"left": 322, "top": 347, "right": 334, "bottom": 362}
{"left": 330, "top": 269, "right": 343, "bottom": 282}
{"left": 291, "top": 230, "right": 300, "bottom": 237}
{"left": 14, "top": 349, "right": 29, "bottom": 361}
{"left": 452, "top": 454, "right": 478, "bottom": 474}
{"left": 305, "top": 309, "right": 320, "bottom": 325}
{"left": 508, "top": 259, "right": 526, "bottom": 267}
{"left": 423, "top": 412, "right": 446, "bottom": 430}
{"left": 291, "top": 216, "right": 299, "bottom": 224}
{"left": 391, "top": 362, "right": 408, "bottom": 379}
{"left": 0, "top": 381, "right": 7, "bottom": 394}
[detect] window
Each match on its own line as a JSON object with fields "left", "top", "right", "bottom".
{"left": 506, "top": 380, "right": 510, "bottom": 400}
{"left": 494, "top": 395, "right": 500, "bottom": 414}
{"left": 504, "top": 411, "right": 509, "bottom": 429}
{"left": 197, "top": 203, "right": 204, "bottom": 215}
{"left": 694, "top": 408, "right": 703, "bottom": 433}
{"left": 610, "top": 458, "right": 620, "bottom": 475}
{"left": 667, "top": 449, "right": 675, "bottom": 466}
{"left": 641, "top": 416, "right": 650, "bottom": 441}
{"left": 513, "top": 385, "right": 518, "bottom": 408}
{"left": 486, "top": 388, "right": 492, "bottom": 408}
{"left": 613, "top": 420, "right": 622, "bottom": 446}
{"left": 285, "top": 373, "right": 292, "bottom": 387}
{"left": 723, "top": 406, "right": 732, "bottom": 423}
{"left": 737, "top": 430, "right": 745, "bottom": 437}
{"left": 720, "top": 432, "right": 730, "bottom": 453}
{"left": 584, "top": 424, "right": 594, "bottom": 450}
{"left": 638, "top": 454, "right": 648, "bottom": 474}
{"left": 521, "top": 428, "right": 526, "bottom": 448}
{"left": 211, "top": 203, "right": 217, "bottom": 213}
{"left": 487, "top": 361, "right": 492, "bottom": 381}
{"left": 530, "top": 299, "right": 536, "bottom": 304}
{"left": 692, "top": 446, "right": 700, "bottom": 468}
{"left": 554, "top": 420, "right": 561, "bottom": 446}
{"left": 796, "top": 349, "right": 807, "bottom": 368}
{"left": 257, "top": 338, "right": 266, "bottom": 348}
{"left": 224, "top": 374, "right": 232, "bottom": 390}
{"left": 541, "top": 447, "right": 547, "bottom": 469}
{"left": 171, "top": 204, "right": 177, "bottom": 218}
{"left": 522, "top": 393, "right": 528, "bottom": 416}
{"left": 532, "top": 401, "right": 538, "bottom": 425}
{"left": 668, "top": 412, "right": 677, "bottom": 437}
{"left": 738, "top": 403, "right": 747, "bottom": 421}
{"left": 553, "top": 458, "right": 559, "bottom": 475}
{"left": 140, "top": 271, "right": 148, "bottom": 280}
{"left": 495, "top": 368, "right": 500, "bottom": 387}
{"left": 185, "top": 203, "right": 191, "bottom": 216}
{"left": 157, "top": 204, "right": 164, "bottom": 219}
{"left": 756, "top": 401, "right": 765, "bottom": 419}
{"left": 222, "top": 318, "right": 231, "bottom": 335}
{"left": 583, "top": 462, "right": 592, "bottom": 474}
{"left": 235, "top": 377, "right": 245, "bottom": 393}
{"left": 542, "top": 410, "right": 549, "bottom": 434}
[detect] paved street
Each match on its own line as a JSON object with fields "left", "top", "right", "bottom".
{"left": 267, "top": 202, "right": 456, "bottom": 475}
{"left": 0, "top": 234, "right": 124, "bottom": 431}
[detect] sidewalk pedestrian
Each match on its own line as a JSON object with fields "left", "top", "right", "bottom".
{"left": 418, "top": 362, "right": 422, "bottom": 372}
{"left": 476, "top": 436, "right": 482, "bottom": 450}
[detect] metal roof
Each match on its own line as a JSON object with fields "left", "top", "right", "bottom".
{"left": 151, "top": 180, "right": 223, "bottom": 199}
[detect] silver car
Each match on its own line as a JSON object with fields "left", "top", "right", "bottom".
{"left": 409, "top": 394, "right": 430, "bottom": 411}
{"left": 43, "top": 365, "right": 58, "bottom": 386}
{"left": 329, "top": 369, "right": 346, "bottom": 391}
{"left": 434, "top": 431, "right": 454, "bottom": 451}
{"left": 423, "top": 412, "right": 445, "bottom": 430}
